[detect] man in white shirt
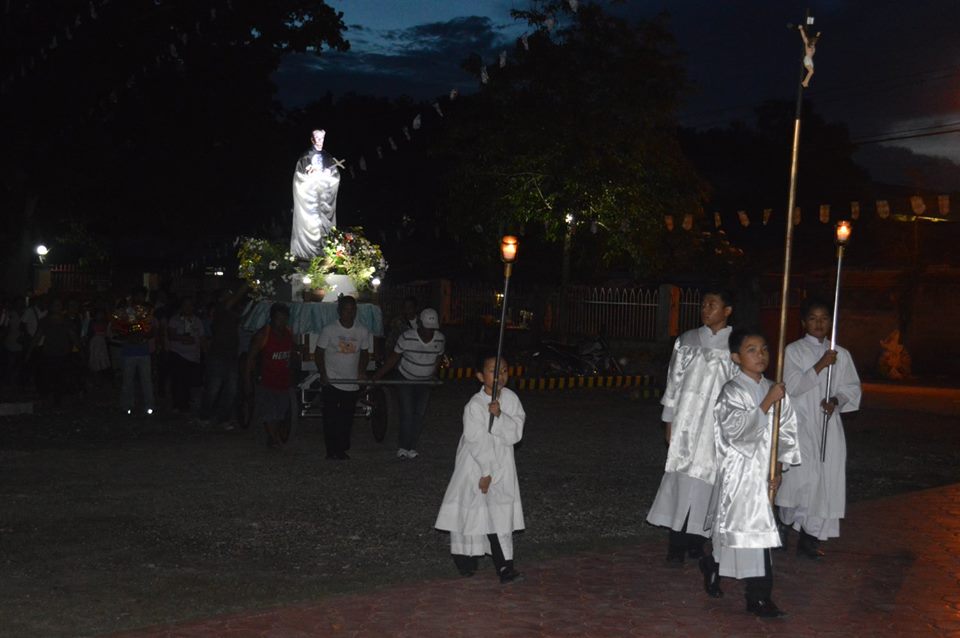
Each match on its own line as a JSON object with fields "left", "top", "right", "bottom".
{"left": 315, "top": 295, "right": 372, "bottom": 460}
{"left": 373, "top": 308, "right": 445, "bottom": 459}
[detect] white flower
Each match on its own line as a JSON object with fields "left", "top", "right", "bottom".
{"left": 268, "top": 260, "right": 278, "bottom": 270}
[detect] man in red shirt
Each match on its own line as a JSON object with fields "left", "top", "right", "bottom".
{"left": 246, "top": 303, "right": 298, "bottom": 447}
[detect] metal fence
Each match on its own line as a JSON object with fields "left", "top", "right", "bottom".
{"left": 383, "top": 280, "right": 706, "bottom": 341}
{"left": 678, "top": 287, "right": 701, "bottom": 333}
{"left": 563, "top": 286, "right": 659, "bottom": 339}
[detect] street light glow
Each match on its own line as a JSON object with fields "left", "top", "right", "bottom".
{"left": 35, "top": 244, "right": 49, "bottom": 256}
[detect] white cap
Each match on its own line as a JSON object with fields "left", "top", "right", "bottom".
{"left": 419, "top": 308, "right": 439, "bottom": 329}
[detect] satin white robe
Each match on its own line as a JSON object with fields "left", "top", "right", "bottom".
{"left": 290, "top": 153, "right": 340, "bottom": 259}
{"left": 776, "top": 336, "right": 861, "bottom": 540}
{"left": 647, "top": 326, "right": 738, "bottom": 535}
{"left": 435, "top": 387, "right": 525, "bottom": 559}
{"left": 709, "top": 374, "right": 801, "bottom": 578}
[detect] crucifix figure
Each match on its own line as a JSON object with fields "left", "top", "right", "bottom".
{"left": 799, "top": 26, "right": 821, "bottom": 88}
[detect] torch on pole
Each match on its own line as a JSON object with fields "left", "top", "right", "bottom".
{"left": 770, "top": 8, "right": 816, "bottom": 503}
{"left": 820, "top": 220, "right": 852, "bottom": 462}
{"left": 490, "top": 235, "right": 519, "bottom": 432}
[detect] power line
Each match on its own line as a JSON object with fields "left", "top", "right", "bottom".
{"left": 851, "top": 127, "right": 960, "bottom": 146}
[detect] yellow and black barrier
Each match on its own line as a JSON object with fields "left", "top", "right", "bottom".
{"left": 514, "top": 375, "right": 659, "bottom": 395}
{"left": 439, "top": 367, "right": 660, "bottom": 397}
{"left": 439, "top": 365, "right": 525, "bottom": 380}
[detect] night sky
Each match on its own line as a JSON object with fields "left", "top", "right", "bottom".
{"left": 275, "top": 0, "right": 960, "bottom": 191}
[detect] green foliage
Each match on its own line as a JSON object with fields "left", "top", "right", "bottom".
{"left": 434, "top": 0, "right": 705, "bottom": 279}
{"left": 304, "top": 227, "right": 388, "bottom": 292}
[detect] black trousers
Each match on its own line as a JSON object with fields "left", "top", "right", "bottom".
{"left": 669, "top": 512, "right": 707, "bottom": 554}
{"left": 452, "top": 534, "right": 511, "bottom": 575}
{"left": 744, "top": 549, "right": 774, "bottom": 603}
{"left": 169, "top": 352, "right": 201, "bottom": 411}
{"left": 322, "top": 386, "right": 358, "bottom": 455}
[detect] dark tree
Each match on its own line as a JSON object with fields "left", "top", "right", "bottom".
{"left": 1, "top": 0, "right": 347, "bottom": 286}
{"left": 431, "top": 1, "right": 705, "bottom": 282}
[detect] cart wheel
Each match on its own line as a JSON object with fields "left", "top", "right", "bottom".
{"left": 369, "top": 385, "right": 398, "bottom": 443}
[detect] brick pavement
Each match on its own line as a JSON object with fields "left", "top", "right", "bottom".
{"left": 113, "top": 484, "right": 960, "bottom": 637}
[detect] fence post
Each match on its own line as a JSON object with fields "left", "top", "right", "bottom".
{"left": 657, "top": 284, "right": 679, "bottom": 341}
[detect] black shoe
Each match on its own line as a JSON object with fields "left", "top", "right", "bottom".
{"left": 746, "top": 598, "right": 786, "bottom": 617}
{"left": 698, "top": 556, "right": 723, "bottom": 598}
{"left": 337, "top": 452, "right": 350, "bottom": 460}
{"left": 666, "top": 547, "right": 685, "bottom": 565}
{"left": 499, "top": 566, "right": 523, "bottom": 584}
{"left": 797, "top": 532, "right": 824, "bottom": 560}
{"left": 458, "top": 569, "right": 476, "bottom": 577}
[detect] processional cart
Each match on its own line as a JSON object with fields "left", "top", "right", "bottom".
{"left": 237, "top": 227, "right": 437, "bottom": 443}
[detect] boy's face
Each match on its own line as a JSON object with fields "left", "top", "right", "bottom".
{"left": 476, "top": 357, "right": 509, "bottom": 391}
{"left": 701, "top": 294, "right": 732, "bottom": 329}
{"left": 732, "top": 335, "right": 769, "bottom": 377}
{"left": 801, "top": 306, "right": 832, "bottom": 341}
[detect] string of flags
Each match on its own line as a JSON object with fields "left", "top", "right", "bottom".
{"left": 3, "top": 0, "right": 238, "bottom": 118}
{"left": 663, "top": 195, "right": 953, "bottom": 232}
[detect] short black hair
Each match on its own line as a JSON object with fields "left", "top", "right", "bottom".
{"left": 476, "top": 350, "right": 507, "bottom": 371}
{"left": 337, "top": 294, "right": 357, "bottom": 311}
{"left": 403, "top": 296, "right": 418, "bottom": 306}
{"left": 800, "top": 296, "right": 833, "bottom": 319}
{"left": 729, "top": 326, "right": 766, "bottom": 353}
{"left": 702, "top": 288, "right": 734, "bottom": 308}
{"left": 269, "top": 302, "right": 290, "bottom": 319}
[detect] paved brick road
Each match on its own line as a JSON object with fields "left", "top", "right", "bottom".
{"left": 113, "top": 484, "right": 960, "bottom": 637}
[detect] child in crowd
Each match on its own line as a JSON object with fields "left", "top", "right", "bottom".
{"left": 702, "top": 327, "right": 801, "bottom": 617}
{"left": 647, "top": 290, "right": 738, "bottom": 563}
{"left": 435, "top": 353, "right": 525, "bottom": 584}
{"left": 776, "top": 298, "right": 861, "bottom": 559}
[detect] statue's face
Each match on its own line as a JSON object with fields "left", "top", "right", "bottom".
{"left": 311, "top": 130, "right": 325, "bottom": 150}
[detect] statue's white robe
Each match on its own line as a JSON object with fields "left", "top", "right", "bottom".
{"left": 290, "top": 150, "right": 340, "bottom": 259}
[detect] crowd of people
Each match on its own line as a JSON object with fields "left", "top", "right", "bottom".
{"left": 0, "top": 286, "right": 250, "bottom": 423}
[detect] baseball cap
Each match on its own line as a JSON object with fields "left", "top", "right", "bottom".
{"left": 419, "top": 308, "right": 440, "bottom": 329}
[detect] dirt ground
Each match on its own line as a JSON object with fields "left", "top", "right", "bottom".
{"left": 2, "top": 384, "right": 959, "bottom": 638}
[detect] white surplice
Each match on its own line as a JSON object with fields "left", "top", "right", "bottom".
{"left": 646, "top": 326, "right": 738, "bottom": 536}
{"left": 709, "top": 374, "right": 801, "bottom": 578}
{"left": 775, "top": 335, "right": 861, "bottom": 540}
{"left": 435, "top": 386, "right": 525, "bottom": 559}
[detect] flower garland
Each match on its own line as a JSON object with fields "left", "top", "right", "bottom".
{"left": 236, "top": 237, "right": 298, "bottom": 300}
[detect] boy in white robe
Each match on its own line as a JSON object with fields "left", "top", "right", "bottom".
{"left": 647, "top": 289, "right": 738, "bottom": 563}
{"left": 702, "top": 327, "right": 801, "bottom": 617}
{"left": 435, "top": 354, "right": 525, "bottom": 584}
{"left": 776, "top": 298, "right": 861, "bottom": 558}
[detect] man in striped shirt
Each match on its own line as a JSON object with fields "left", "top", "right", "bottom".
{"left": 374, "top": 308, "right": 445, "bottom": 459}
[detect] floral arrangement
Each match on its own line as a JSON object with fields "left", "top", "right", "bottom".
{"left": 235, "top": 229, "right": 387, "bottom": 300}
{"left": 236, "top": 237, "right": 298, "bottom": 300}
{"left": 303, "top": 227, "right": 387, "bottom": 292}
{"left": 110, "top": 305, "right": 153, "bottom": 337}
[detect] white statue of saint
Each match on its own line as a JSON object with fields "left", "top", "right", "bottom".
{"left": 290, "top": 129, "right": 341, "bottom": 259}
